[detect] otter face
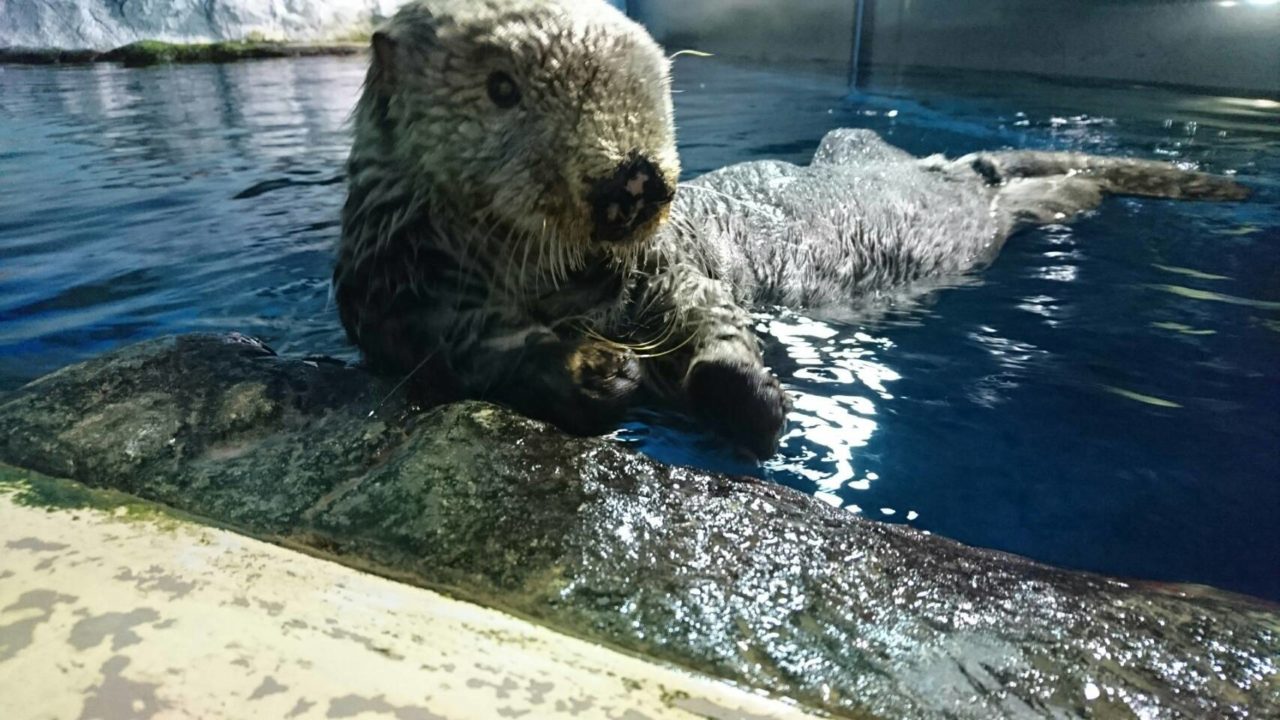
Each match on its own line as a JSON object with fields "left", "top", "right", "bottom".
{"left": 359, "top": 0, "right": 679, "bottom": 255}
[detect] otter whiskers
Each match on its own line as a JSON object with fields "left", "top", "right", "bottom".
{"left": 667, "top": 49, "right": 714, "bottom": 61}
{"left": 569, "top": 311, "right": 694, "bottom": 360}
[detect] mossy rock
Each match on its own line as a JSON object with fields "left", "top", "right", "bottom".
{"left": 0, "top": 41, "right": 363, "bottom": 67}
{"left": 0, "top": 48, "right": 101, "bottom": 65}
{"left": 100, "top": 40, "right": 344, "bottom": 67}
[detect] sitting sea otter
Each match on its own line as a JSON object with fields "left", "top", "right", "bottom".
{"left": 333, "top": 0, "right": 1249, "bottom": 459}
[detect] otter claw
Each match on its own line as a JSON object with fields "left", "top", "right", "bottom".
{"left": 686, "top": 359, "right": 789, "bottom": 460}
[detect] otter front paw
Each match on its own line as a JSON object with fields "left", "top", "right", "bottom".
{"left": 553, "top": 340, "right": 641, "bottom": 434}
{"left": 685, "top": 359, "right": 789, "bottom": 460}
{"left": 568, "top": 340, "right": 641, "bottom": 406}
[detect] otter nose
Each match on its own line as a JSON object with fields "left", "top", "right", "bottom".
{"left": 588, "top": 154, "right": 674, "bottom": 243}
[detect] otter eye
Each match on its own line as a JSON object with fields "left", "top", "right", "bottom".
{"left": 486, "top": 71, "right": 521, "bottom": 109}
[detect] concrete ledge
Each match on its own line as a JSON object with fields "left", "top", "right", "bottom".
{"left": 0, "top": 473, "right": 820, "bottom": 720}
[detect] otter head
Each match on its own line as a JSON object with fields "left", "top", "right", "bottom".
{"left": 355, "top": 0, "right": 679, "bottom": 259}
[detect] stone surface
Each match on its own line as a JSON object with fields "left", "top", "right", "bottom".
{"left": 0, "top": 40, "right": 363, "bottom": 66}
{"left": 1, "top": 333, "right": 1278, "bottom": 719}
{"left": 0, "top": 474, "right": 818, "bottom": 720}
{"left": 0, "top": 0, "right": 409, "bottom": 51}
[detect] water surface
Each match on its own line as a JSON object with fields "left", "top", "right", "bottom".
{"left": 1, "top": 57, "right": 1276, "bottom": 599}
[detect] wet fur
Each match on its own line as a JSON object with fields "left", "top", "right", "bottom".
{"left": 334, "top": 0, "right": 1250, "bottom": 458}
{"left": 666, "top": 129, "right": 1248, "bottom": 314}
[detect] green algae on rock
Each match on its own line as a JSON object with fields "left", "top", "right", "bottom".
{"left": 0, "top": 463, "right": 193, "bottom": 533}
{"left": 0, "top": 48, "right": 101, "bottom": 64}
{"left": 0, "top": 41, "right": 362, "bottom": 67}
{"left": 1, "top": 334, "right": 1277, "bottom": 719}
{"left": 100, "top": 40, "right": 362, "bottom": 67}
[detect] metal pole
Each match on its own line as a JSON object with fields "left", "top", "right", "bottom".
{"left": 849, "top": 0, "right": 867, "bottom": 90}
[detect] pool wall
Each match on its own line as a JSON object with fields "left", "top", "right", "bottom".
{"left": 628, "top": 0, "right": 1280, "bottom": 95}
{"left": 628, "top": 0, "right": 857, "bottom": 71}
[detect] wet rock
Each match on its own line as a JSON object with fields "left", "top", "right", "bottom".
{"left": 0, "top": 43, "right": 366, "bottom": 67}
{"left": 0, "top": 48, "right": 101, "bottom": 64}
{"left": 1, "top": 334, "right": 1277, "bottom": 719}
{"left": 99, "top": 40, "right": 364, "bottom": 67}
{"left": 0, "top": 334, "right": 411, "bottom": 531}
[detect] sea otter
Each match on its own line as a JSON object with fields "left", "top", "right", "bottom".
{"left": 333, "top": 0, "right": 1249, "bottom": 459}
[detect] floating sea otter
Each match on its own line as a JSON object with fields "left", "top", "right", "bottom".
{"left": 333, "top": 0, "right": 1249, "bottom": 459}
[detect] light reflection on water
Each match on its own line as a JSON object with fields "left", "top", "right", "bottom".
{"left": 1, "top": 57, "right": 1278, "bottom": 600}
{"left": 625, "top": 62, "right": 1280, "bottom": 601}
{"left": 768, "top": 313, "right": 895, "bottom": 493}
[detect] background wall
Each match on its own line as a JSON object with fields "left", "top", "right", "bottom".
{"left": 630, "top": 0, "right": 857, "bottom": 70}
{"left": 629, "top": 0, "right": 1280, "bottom": 96}
{"left": 865, "top": 0, "right": 1280, "bottom": 95}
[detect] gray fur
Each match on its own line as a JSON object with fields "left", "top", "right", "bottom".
{"left": 334, "top": 0, "right": 1250, "bottom": 458}
{"left": 666, "top": 127, "right": 1249, "bottom": 312}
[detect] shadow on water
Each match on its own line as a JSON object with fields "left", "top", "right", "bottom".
{"left": 1, "top": 56, "right": 1277, "bottom": 599}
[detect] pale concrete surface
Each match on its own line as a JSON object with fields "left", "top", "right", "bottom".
{"left": 0, "top": 488, "right": 821, "bottom": 720}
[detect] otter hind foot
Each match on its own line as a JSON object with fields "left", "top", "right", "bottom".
{"left": 970, "top": 150, "right": 1250, "bottom": 199}
{"left": 686, "top": 359, "right": 790, "bottom": 460}
{"left": 1091, "top": 161, "right": 1251, "bottom": 202}
{"left": 966, "top": 150, "right": 1250, "bottom": 228}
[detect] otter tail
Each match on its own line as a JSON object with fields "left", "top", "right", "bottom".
{"left": 960, "top": 150, "right": 1250, "bottom": 228}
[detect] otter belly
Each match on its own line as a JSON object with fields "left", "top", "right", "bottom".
{"left": 670, "top": 155, "right": 1002, "bottom": 310}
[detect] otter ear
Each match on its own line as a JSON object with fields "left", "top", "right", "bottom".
{"left": 370, "top": 30, "right": 398, "bottom": 88}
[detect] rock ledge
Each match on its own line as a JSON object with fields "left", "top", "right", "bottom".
{"left": 1, "top": 334, "right": 1276, "bottom": 719}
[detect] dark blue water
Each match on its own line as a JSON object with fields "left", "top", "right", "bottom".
{"left": 1, "top": 58, "right": 1277, "bottom": 600}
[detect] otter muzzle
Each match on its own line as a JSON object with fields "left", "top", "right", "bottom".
{"left": 588, "top": 155, "right": 674, "bottom": 243}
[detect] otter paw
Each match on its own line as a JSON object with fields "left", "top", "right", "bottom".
{"left": 569, "top": 341, "right": 641, "bottom": 402}
{"left": 554, "top": 340, "right": 640, "bottom": 433}
{"left": 686, "top": 359, "right": 789, "bottom": 460}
